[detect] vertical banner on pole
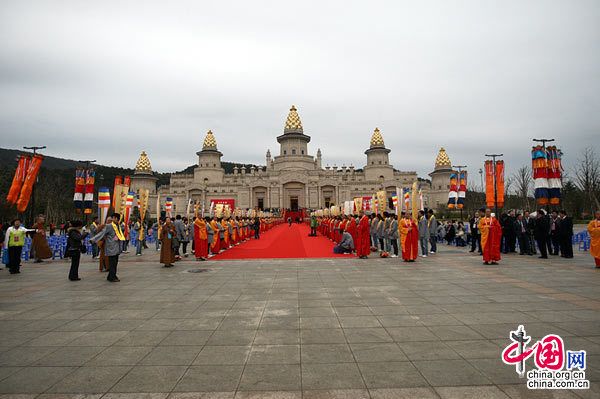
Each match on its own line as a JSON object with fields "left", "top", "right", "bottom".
{"left": 457, "top": 171, "right": 467, "bottom": 209}
{"left": 485, "top": 160, "right": 495, "bottom": 208}
{"left": 83, "top": 169, "right": 95, "bottom": 214}
{"left": 74, "top": 169, "right": 85, "bottom": 211}
{"left": 496, "top": 160, "right": 505, "bottom": 209}
{"left": 411, "top": 181, "right": 418, "bottom": 222}
{"left": 16, "top": 154, "right": 43, "bottom": 213}
{"left": 7, "top": 155, "right": 30, "bottom": 205}
{"left": 165, "top": 197, "right": 173, "bottom": 218}
{"left": 98, "top": 187, "right": 111, "bottom": 224}
{"left": 448, "top": 171, "right": 458, "bottom": 208}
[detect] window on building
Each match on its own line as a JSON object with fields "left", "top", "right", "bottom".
{"left": 292, "top": 149, "right": 296, "bottom": 155}
{"left": 284, "top": 150, "right": 287, "bottom": 155}
{"left": 438, "top": 185, "right": 442, "bottom": 190}
{"left": 378, "top": 161, "right": 382, "bottom": 164}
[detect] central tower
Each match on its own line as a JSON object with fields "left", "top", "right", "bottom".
{"left": 273, "top": 105, "right": 315, "bottom": 171}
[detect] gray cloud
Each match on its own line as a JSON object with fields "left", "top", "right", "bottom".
{"left": 1, "top": 0, "right": 599, "bottom": 179}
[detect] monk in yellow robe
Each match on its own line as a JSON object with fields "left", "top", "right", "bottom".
{"left": 588, "top": 211, "right": 600, "bottom": 268}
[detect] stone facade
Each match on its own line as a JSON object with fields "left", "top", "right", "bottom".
{"left": 131, "top": 106, "right": 454, "bottom": 217}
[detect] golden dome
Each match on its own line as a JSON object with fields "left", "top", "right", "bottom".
{"left": 135, "top": 151, "right": 152, "bottom": 173}
{"left": 435, "top": 147, "right": 452, "bottom": 168}
{"left": 284, "top": 105, "right": 303, "bottom": 133}
{"left": 370, "top": 128, "right": 385, "bottom": 148}
{"left": 203, "top": 130, "right": 217, "bottom": 150}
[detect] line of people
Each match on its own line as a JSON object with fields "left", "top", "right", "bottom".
{"left": 155, "top": 215, "right": 276, "bottom": 268}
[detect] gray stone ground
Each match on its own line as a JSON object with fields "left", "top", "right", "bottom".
{"left": 0, "top": 243, "right": 599, "bottom": 399}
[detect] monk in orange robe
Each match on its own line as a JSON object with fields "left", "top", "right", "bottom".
{"left": 479, "top": 208, "right": 502, "bottom": 265}
{"left": 588, "top": 211, "right": 600, "bottom": 268}
{"left": 400, "top": 213, "right": 419, "bottom": 261}
{"left": 356, "top": 211, "right": 371, "bottom": 259}
{"left": 209, "top": 218, "right": 221, "bottom": 254}
{"left": 194, "top": 216, "right": 208, "bottom": 260}
{"left": 221, "top": 219, "right": 230, "bottom": 250}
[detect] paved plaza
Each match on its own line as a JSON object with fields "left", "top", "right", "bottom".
{"left": 0, "top": 245, "right": 599, "bottom": 399}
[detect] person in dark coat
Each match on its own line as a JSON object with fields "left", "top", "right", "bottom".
{"left": 516, "top": 213, "right": 529, "bottom": 255}
{"left": 549, "top": 211, "right": 561, "bottom": 256}
{"left": 534, "top": 210, "right": 550, "bottom": 259}
{"left": 469, "top": 210, "right": 482, "bottom": 253}
{"left": 525, "top": 211, "right": 536, "bottom": 255}
{"left": 66, "top": 220, "right": 87, "bottom": 281}
{"left": 558, "top": 210, "right": 574, "bottom": 258}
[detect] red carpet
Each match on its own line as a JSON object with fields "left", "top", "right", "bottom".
{"left": 211, "top": 223, "right": 354, "bottom": 260}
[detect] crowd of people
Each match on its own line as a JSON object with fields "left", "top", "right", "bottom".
{"left": 312, "top": 208, "right": 599, "bottom": 266}
{"left": 2, "top": 209, "right": 600, "bottom": 282}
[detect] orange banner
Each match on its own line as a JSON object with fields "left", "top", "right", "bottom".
{"left": 496, "top": 160, "right": 505, "bottom": 208}
{"left": 16, "top": 154, "right": 43, "bottom": 213}
{"left": 485, "top": 160, "right": 494, "bottom": 208}
{"left": 6, "top": 155, "right": 29, "bottom": 205}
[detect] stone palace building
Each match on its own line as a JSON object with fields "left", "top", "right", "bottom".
{"left": 130, "top": 106, "right": 454, "bottom": 217}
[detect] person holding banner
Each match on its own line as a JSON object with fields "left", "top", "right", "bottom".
{"left": 400, "top": 212, "right": 419, "bottom": 262}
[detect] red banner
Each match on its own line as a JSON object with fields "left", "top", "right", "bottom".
{"left": 485, "top": 160, "right": 495, "bottom": 208}
{"left": 210, "top": 199, "right": 235, "bottom": 209}
{"left": 496, "top": 160, "right": 505, "bottom": 208}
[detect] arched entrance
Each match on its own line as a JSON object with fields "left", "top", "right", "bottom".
{"left": 283, "top": 182, "right": 305, "bottom": 211}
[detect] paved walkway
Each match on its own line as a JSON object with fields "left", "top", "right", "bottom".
{"left": 0, "top": 245, "right": 598, "bottom": 398}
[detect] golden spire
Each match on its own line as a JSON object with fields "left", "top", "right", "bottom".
{"left": 135, "top": 151, "right": 152, "bottom": 173}
{"left": 203, "top": 130, "right": 217, "bottom": 150}
{"left": 284, "top": 105, "right": 303, "bottom": 133}
{"left": 370, "top": 127, "right": 385, "bottom": 148}
{"left": 435, "top": 147, "right": 452, "bottom": 168}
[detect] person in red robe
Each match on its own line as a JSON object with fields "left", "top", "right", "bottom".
{"left": 479, "top": 208, "right": 502, "bottom": 265}
{"left": 400, "top": 212, "right": 419, "bottom": 262}
{"left": 193, "top": 216, "right": 208, "bottom": 261}
{"left": 346, "top": 216, "right": 358, "bottom": 250}
{"left": 356, "top": 211, "right": 371, "bottom": 259}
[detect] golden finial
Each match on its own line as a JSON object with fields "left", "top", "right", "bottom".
{"left": 135, "top": 151, "right": 152, "bottom": 173}
{"left": 370, "top": 127, "right": 385, "bottom": 148}
{"left": 203, "top": 130, "right": 217, "bottom": 150}
{"left": 284, "top": 105, "right": 303, "bottom": 133}
{"left": 435, "top": 147, "right": 452, "bottom": 168}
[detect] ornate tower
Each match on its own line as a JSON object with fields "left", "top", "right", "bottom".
{"left": 266, "top": 149, "right": 272, "bottom": 170}
{"left": 364, "top": 128, "right": 394, "bottom": 181}
{"left": 195, "top": 130, "right": 224, "bottom": 183}
{"left": 428, "top": 147, "right": 453, "bottom": 210}
{"left": 273, "top": 105, "right": 315, "bottom": 171}
{"left": 316, "top": 148, "right": 322, "bottom": 169}
{"left": 130, "top": 151, "right": 158, "bottom": 194}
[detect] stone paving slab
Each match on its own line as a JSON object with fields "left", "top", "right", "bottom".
{"left": 0, "top": 245, "right": 598, "bottom": 398}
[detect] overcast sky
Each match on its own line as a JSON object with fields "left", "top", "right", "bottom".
{"left": 1, "top": 0, "right": 599, "bottom": 181}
